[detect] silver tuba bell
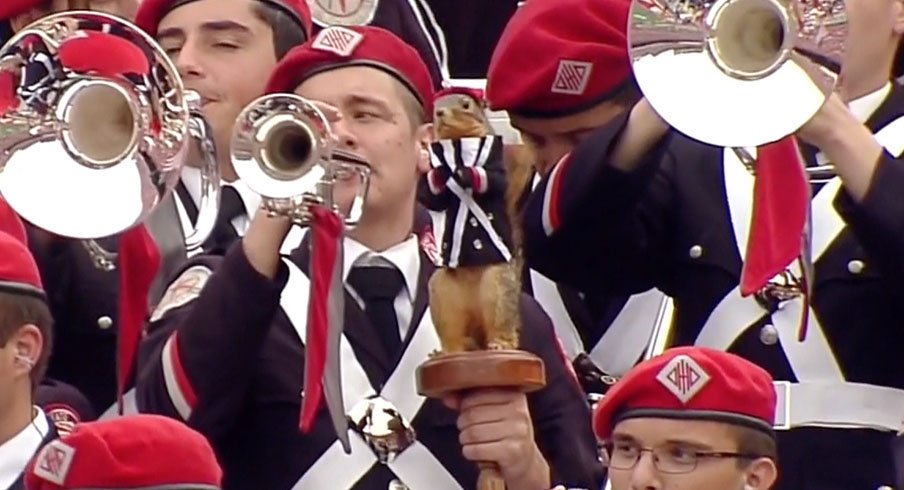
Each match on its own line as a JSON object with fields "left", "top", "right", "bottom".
{"left": 231, "top": 93, "right": 371, "bottom": 226}
{"left": 629, "top": 0, "right": 846, "bottom": 359}
{"left": 0, "top": 11, "right": 220, "bottom": 270}
{"left": 629, "top": 0, "right": 846, "bottom": 148}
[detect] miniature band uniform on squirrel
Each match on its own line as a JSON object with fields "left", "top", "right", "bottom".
{"left": 418, "top": 86, "right": 520, "bottom": 352}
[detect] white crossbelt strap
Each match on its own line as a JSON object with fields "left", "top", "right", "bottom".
{"left": 525, "top": 174, "right": 664, "bottom": 374}
{"left": 588, "top": 289, "right": 667, "bottom": 374}
{"left": 280, "top": 259, "right": 461, "bottom": 490}
{"left": 697, "top": 116, "right": 904, "bottom": 428}
{"left": 773, "top": 381, "right": 904, "bottom": 431}
{"left": 697, "top": 150, "right": 843, "bottom": 381}
{"left": 438, "top": 186, "right": 649, "bottom": 374}
{"left": 528, "top": 270, "right": 584, "bottom": 360}
{"left": 530, "top": 269, "right": 663, "bottom": 375}
{"left": 98, "top": 389, "right": 138, "bottom": 420}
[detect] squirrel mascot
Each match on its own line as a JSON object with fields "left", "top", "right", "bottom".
{"left": 418, "top": 87, "right": 522, "bottom": 353}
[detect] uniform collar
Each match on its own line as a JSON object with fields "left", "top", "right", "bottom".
{"left": 343, "top": 235, "right": 421, "bottom": 300}
{"left": 180, "top": 166, "right": 262, "bottom": 220}
{"left": 0, "top": 407, "right": 48, "bottom": 489}
{"left": 848, "top": 82, "right": 891, "bottom": 123}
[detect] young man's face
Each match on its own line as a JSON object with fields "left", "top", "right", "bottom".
{"left": 510, "top": 100, "right": 626, "bottom": 175}
{"left": 841, "top": 0, "right": 904, "bottom": 87}
{"left": 294, "top": 66, "right": 432, "bottom": 221}
{"left": 606, "top": 417, "right": 777, "bottom": 490}
{"left": 157, "top": 0, "right": 280, "bottom": 174}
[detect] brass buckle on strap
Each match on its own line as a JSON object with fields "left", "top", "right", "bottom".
{"left": 755, "top": 270, "right": 803, "bottom": 313}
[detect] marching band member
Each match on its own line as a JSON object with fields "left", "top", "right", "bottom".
{"left": 135, "top": 25, "right": 602, "bottom": 490}
{"left": 135, "top": 0, "right": 312, "bottom": 260}
{"left": 110, "top": 0, "right": 311, "bottom": 420}
{"left": 522, "top": 0, "right": 904, "bottom": 487}
{"left": 484, "top": 0, "right": 667, "bottom": 394}
{"left": 0, "top": 0, "right": 312, "bottom": 419}
{"left": 0, "top": 202, "right": 59, "bottom": 490}
{"left": 0, "top": 0, "right": 146, "bottom": 423}
{"left": 24, "top": 415, "right": 222, "bottom": 490}
{"left": 592, "top": 346, "right": 779, "bottom": 490}
{"left": 1, "top": 199, "right": 94, "bottom": 450}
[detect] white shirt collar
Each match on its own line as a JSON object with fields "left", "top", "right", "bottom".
{"left": 0, "top": 407, "right": 48, "bottom": 489}
{"left": 343, "top": 235, "right": 421, "bottom": 300}
{"left": 180, "top": 166, "right": 261, "bottom": 219}
{"left": 848, "top": 83, "right": 892, "bottom": 123}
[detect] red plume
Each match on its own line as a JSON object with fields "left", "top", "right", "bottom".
{"left": 740, "top": 136, "right": 810, "bottom": 296}
{"left": 117, "top": 224, "right": 161, "bottom": 411}
{"left": 740, "top": 136, "right": 811, "bottom": 339}
{"left": 300, "top": 206, "right": 349, "bottom": 452}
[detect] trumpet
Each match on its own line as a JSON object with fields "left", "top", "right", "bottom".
{"left": 0, "top": 11, "right": 220, "bottom": 270}
{"left": 231, "top": 93, "right": 371, "bottom": 226}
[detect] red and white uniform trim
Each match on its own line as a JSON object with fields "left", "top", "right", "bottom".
{"left": 161, "top": 332, "right": 198, "bottom": 420}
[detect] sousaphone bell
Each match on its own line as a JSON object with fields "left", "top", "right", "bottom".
{"left": 627, "top": 0, "right": 847, "bottom": 357}
{"left": 629, "top": 0, "right": 846, "bottom": 149}
{"left": 0, "top": 11, "right": 220, "bottom": 270}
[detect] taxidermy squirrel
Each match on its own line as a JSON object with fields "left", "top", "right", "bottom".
{"left": 418, "top": 87, "right": 521, "bottom": 353}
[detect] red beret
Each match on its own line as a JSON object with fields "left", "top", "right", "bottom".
{"left": 266, "top": 25, "right": 435, "bottom": 115}
{"left": 0, "top": 230, "right": 43, "bottom": 295}
{"left": 25, "top": 415, "right": 222, "bottom": 490}
{"left": 593, "top": 347, "right": 777, "bottom": 440}
{"left": 58, "top": 31, "right": 150, "bottom": 77}
{"left": 135, "top": 0, "right": 312, "bottom": 38}
{"left": 0, "top": 197, "right": 27, "bottom": 245}
{"left": 0, "top": 0, "right": 42, "bottom": 21}
{"left": 486, "top": 0, "right": 632, "bottom": 118}
{"left": 435, "top": 86, "right": 485, "bottom": 104}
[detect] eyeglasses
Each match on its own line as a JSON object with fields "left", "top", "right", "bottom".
{"left": 601, "top": 441, "right": 762, "bottom": 474}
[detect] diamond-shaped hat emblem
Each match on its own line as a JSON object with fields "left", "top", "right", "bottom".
{"left": 655, "top": 354, "right": 711, "bottom": 404}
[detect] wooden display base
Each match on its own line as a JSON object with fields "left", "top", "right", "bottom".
{"left": 416, "top": 350, "right": 547, "bottom": 490}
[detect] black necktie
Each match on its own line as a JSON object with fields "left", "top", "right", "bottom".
{"left": 203, "top": 186, "right": 244, "bottom": 253}
{"left": 347, "top": 265, "right": 406, "bottom": 360}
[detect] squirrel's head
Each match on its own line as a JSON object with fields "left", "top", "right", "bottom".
{"left": 433, "top": 92, "right": 491, "bottom": 139}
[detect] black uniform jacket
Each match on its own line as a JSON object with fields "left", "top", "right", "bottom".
{"left": 135, "top": 234, "right": 603, "bottom": 490}
{"left": 522, "top": 83, "right": 904, "bottom": 489}
{"left": 23, "top": 175, "right": 248, "bottom": 415}
{"left": 26, "top": 229, "right": 121, "bottom": 414}
{"left": 513, "top": 174, "right": 645, "bottom": 391}
{"left": 419, "top": 136, "right": 514, "bottom": 268}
